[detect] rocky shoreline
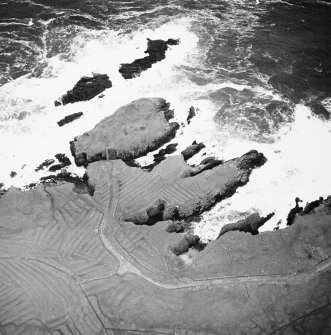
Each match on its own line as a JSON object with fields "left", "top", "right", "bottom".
{"left": 0, "top": 97, "right": 330, "bottom": 334}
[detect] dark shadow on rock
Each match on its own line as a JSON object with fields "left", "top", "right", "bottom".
{"left": 57, "top": 112, "right": 83, "bottom": 127}
{"left": 55, "top": 73, "right": 112, "bottom": 106}
{"left": 119, "top": 38, "right": 180, "bottom": 79}
{"left": 217, "top": 212, "right": 275, "bottom": 238}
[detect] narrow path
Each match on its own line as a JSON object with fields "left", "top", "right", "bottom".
{"left": 98, "top": 168, "right": 331, "bottom": 290}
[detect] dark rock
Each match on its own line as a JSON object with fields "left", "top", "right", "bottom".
{"left": 143, "top": 143, "right": 179, "bottom": 171}
{"left": 307, "top": 101, "right": 330, "bottom": 120}
{"left": 71, "top": 98, "right": 180, "bottom": 167}
{"left": 187, "top": 106, "right": 196, "bottom": 124}
{"left": 217, "top": 212, "right": 275, "bottom": 238}
{"left": 55, "top": 154, "right": 71, "bottom": 166}
{"left": 35, "top": 159, "right": 55, "bottom": 172}
{"left": 48, "top": 154, "right": 71, "bottom": 172}
{"left": 55, "top": 73, "right": 112, "bottom": 106}
{"left": 170, "top": 234, "right": 201, "bottom": 256}
{"left": 200, "top": 156, "right": 217, "bottom": 165}
{"left": 10, "top": 171, "right": 17, "bottom": 178}
{"left": 301, "top": 197, "right": 324, "bottom": 215}
{"left": 57, "top": 112, "right": 83, "bottom": 127}
{"left": 287, "top": 197, "right": 303, "bottom": 226}
{"left": 17, "top": 111, "right": 29, "bottom": 120}
{"left": 119, "top": 38, "right": 180, "bottom": 79}
{"left": 234, "top": 150, "right": 267, "bottom": 170}
{"left": 166, "top": 221, "right": 186, "bottom": 233}
{"left": 181, "top": 141, "right": 206, "bottom": 160}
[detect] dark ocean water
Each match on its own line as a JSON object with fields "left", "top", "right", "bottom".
{"left": 0, "top": 0, "right": 331, "bottom": 239}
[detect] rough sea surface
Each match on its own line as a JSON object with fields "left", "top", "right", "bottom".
{"left": 1, "top": 0, "right": 331, "bottom": 240}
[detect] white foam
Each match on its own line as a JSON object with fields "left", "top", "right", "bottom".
{"left": 194, "top": 104, "right": 331, "bottom": 241}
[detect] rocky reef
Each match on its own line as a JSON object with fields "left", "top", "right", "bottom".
{"left": 70, "top": 97, "right": 180, "bottom": 166}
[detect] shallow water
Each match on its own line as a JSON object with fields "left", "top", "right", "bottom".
{"left": 1, "top": 0, "right": 330, "bottom": 240}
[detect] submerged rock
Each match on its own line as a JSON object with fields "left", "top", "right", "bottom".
{"left": 70, "top": 98, "right": 180, "bottom": 166}
{"left": 119, "top": 38, "right": 180, "bottom": 79}
{"left": 10, "top": 171, "right": 17, "bottom": 178}
{"left": 55, "top": 73, "right": 112, "bottom": 106}
{"left": 217, "top": 212, "right": 275, "bottom": 238}
{"left": 57, "top": 112, "right": 83, "bottom": 127}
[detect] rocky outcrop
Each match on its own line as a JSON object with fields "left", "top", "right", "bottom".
{"left": 217, "top": 212, "right": 275, "bottom": 238}
{"left": 54, "top": 73, "right": 112, "bottom": 106}
{"left": 119, "top": 38, "right": 180, "bottom": 79}
{"left": 57, "top": 112, "right": 83, "bottom": 127}
{"left": 70, "top": 98, "right": 180, "bottom": 166}
{"left": 86, "top": 150, "right": 266, "bottom": 225}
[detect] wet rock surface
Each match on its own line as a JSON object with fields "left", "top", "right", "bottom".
{"left": 307, "top": 100, "right": 330, "bottom": 120}
{"left": 70, "top": 98, "right": 180, "bottom": 166}
{"left": 119, "top": 38, "right": 180, "bottom": 79}
{"left": 55, "top": 73, "right": 112, "bottom": 106}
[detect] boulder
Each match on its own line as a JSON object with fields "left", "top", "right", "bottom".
{"left": 70, "top": 98, "right": 180, "bottom": 166}
{"left": 55, "top": 73, "right": 112, "bottom": 106}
